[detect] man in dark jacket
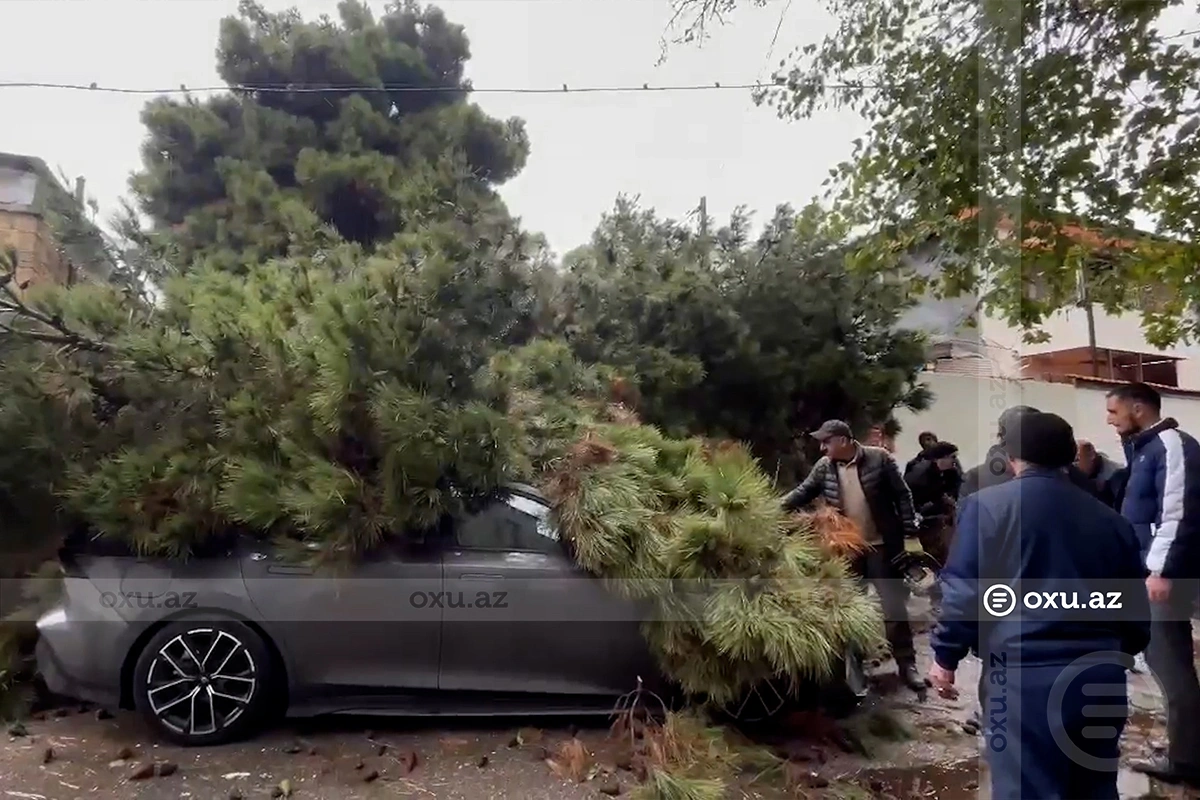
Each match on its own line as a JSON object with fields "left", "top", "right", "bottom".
{"left": 906, "top": 430, "right": 964, "bottom": 482}
{"left": 960, "top": 406, "right": 1105, "bottom": 501}
{"left": 782, "top": 419, "right": 924, "bottom": 690}
{"left": 904, "top": 440, "right": 961, "bottom": 566}
{"left": 929, "top": 411, "right": 1151, "bottom": 800}
{"left": 904, "top": 431, "right": 940, "bottom": 474}
{"left": 1075, "top": 439, "right": 1124, "bottom": 509}
{"left": 1107, "top": 382, "right": 1200, "bottom": 787}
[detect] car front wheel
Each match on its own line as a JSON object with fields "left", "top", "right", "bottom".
{"left": 132, "top": 618, "right": 274, "bottom": 746}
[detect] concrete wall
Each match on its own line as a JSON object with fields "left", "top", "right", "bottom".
{"left": 892, "top": 372, "right": 1200, "bottom": 470}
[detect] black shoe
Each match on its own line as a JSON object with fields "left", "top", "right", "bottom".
{"left": 1129, "top": 756, "right": 1200, "bottom": 788}
{"left": 899, "top": 663, "right": 925, "bottom": 691}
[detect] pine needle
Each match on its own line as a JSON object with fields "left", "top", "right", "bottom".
{"left": 630, "top": 769, "right": 726, "bottom": 800}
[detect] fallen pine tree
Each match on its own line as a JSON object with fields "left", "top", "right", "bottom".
{"left": 0, "top": 243, "right": 885, "bottom": 719}
{"left": 499, "top": 340, "right": 887, "bottom": 706}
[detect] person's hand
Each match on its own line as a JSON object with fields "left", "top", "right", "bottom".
{"left": 928, "top": 663, "right": 958, "bottom": 699}
{"left": 1148, "top": 574, "right": 1171, "bottom": 604}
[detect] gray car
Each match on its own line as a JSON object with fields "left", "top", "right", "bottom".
{"left": 36, "top": 485, "right": 862, "bottom": 746}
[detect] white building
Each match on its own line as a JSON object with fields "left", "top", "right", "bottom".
{"left": 896, "top": 238, "right": 1200, "bottom": 390}
{"left": 889, "top": 235, "right": 1200, "bottom": 469}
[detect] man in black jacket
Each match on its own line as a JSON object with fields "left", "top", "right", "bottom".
{"left": 961, "top": 406, "right": 1104, "bottom": 500}
{"left": 906, "top": 430, "right": 965, "bottom": 481}
{"left": 905, "top": 441, "right": 962, "bottom": 566}
{"left": 1074, "top": 439, "right": 1126, "bottom": 509}
{"left": 782, "top": 419, "right": 924, "bottom": 690}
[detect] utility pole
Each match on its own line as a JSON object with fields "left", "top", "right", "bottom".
{"left": 698, "top": 196, "right": 709, "bottom": 269}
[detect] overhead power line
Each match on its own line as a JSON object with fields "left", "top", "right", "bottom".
{"left": 0, "top": 79, "right": 858, "bottom": 96}
{"left": 1165, "top": 27, "right": 1200, "bottom": 40}
{"left": 2, "top": 25, "right": 1194, "bottom": 99}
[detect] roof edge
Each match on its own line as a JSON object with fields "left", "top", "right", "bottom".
{"left": 1059, "top": 373, "right": 1200, "bottom": 398}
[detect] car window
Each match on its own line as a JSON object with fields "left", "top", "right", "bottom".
{"left": 455, "top": 493, "right": 560, "bottom": 553}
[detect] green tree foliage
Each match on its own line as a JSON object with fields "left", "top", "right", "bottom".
{"left": 667, "top": 0, "right": 1200, "bottom": 346}
{"left": 544, "top": 413, "right": 884, "bottom": 705}
{"left": 1, "top": 234, "right": 547, "bottom": 565}
{"left": 557, "top": 197, "right": 931, "bottom": 484}
{"left": 0, "top": 0, "right": 919, "bottom": 708}
{"left": 131, "top": 0, "right": 529, "bottom": 271}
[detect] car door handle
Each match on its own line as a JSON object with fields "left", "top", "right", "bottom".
{"left": 458, "top": 573, "right": 504, "bottom": 581}
{"left": 268, "top": 565, "right": 314, "bottom": 575}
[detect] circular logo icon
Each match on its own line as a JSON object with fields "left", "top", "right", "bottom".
{"left": 1046, "top": 650, "right": 1132, "bottom": 773}
{"left": 983, "top": 584, "right": 1018, "bottom": 617}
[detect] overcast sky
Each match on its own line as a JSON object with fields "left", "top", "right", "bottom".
{"left": 0, "top": 0, "right": 866, "bottom": 256}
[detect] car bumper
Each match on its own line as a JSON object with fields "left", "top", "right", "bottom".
{"left": 35, "top": 606, "right": 124, "bottom": 710}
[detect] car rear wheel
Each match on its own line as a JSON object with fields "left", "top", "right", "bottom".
{"left": 132, "top": 618, "right": 274, "bottom": 746}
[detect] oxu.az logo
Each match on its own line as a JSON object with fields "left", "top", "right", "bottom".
{"left": 409, "top": 591, "right": 509, "bottom": 609}
{"left": 1046, "top": 650, "right": 1136, "bottom": 773}
{"left": 100, "top": 591, "right": 197, "bottom": 609}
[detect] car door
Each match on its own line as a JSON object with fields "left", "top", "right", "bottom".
{"left": 240, "top": 538, "right": 443, "bottom": 693}
{"left": 437, "top": 489, "right": 656, "bottom": 697}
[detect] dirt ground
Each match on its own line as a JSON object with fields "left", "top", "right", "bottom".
{"left": 0, "top": 608, "right": 1195, "bottom": 800}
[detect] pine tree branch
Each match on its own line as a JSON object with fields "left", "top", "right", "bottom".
{"left": 0, "top": 274, "right": 113, "bottom": 353}
{"left": 0, "top": 323, "right": 108, "bottom": 352}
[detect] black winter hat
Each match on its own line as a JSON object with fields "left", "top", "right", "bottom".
{"left": 997, "top": 405, "right": 1039, "bottom": 444}
{"left": 925, "top": 441, "right": 959, "bottom": 460}
{"left": 1004, "top": 411, "right": 1076, "bottom": 469}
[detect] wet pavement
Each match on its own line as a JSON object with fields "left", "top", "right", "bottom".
{"left": 2, "top": 610, "right": 1198, "bottom": 798}
{"left": 0, "top": 712, "right": 625, "bottom": 800}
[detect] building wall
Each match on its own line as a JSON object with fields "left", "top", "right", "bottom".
{"left": 977, "top": 305, "right": 1199, "bottom": 361}
{"left": 899, "top": 244, "right": 1200, "bottom": 390}
{"left": 891, "top": 372, "right": 1200, "bottom": 470}
{"left": 0, "top": 208, "right": 70, "bottom": 298}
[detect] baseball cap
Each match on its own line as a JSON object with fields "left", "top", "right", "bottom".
{"left": 811, "top": 420, "right": 853, "bottom": 441}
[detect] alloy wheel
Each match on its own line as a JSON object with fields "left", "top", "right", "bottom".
{"left": 723, "top": 678, "right": 789, "bottom": 723}
{"left": 145, "top": 627, "right": 257, "bottom": 737}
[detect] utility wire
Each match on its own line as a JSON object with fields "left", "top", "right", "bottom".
{"left": 2, "top": 25, "right": 1194, "bottom": 98}
{"left": 0, "top": 79, "right": 871, "bottom": 96}
{"left": 1165, "top": 27, "right": 1200, "bottom": 40}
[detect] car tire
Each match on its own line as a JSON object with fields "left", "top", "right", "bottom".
{"left": 132, "top": 617, "right": 274, "bottom": 746}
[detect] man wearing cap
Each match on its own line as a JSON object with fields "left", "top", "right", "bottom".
{"left": 929, "top": 410, "right": 1151, "bottom": 799}
{"left": 782, "top": 419, "right": 924, "bottom": 691}
{"left": 905, "top": 440, "right": 963, "bottom": 570}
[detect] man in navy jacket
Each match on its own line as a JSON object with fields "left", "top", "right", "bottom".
{"left": 1107, "top": 382, "right": 1200, "bottom": 787}
{"left": 929, "top": 411, "right": 1151, "bottom": 799}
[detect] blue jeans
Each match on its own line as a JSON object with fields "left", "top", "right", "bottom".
{"left": 984, "top": 662, "right": 1127, "bottom": 800}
